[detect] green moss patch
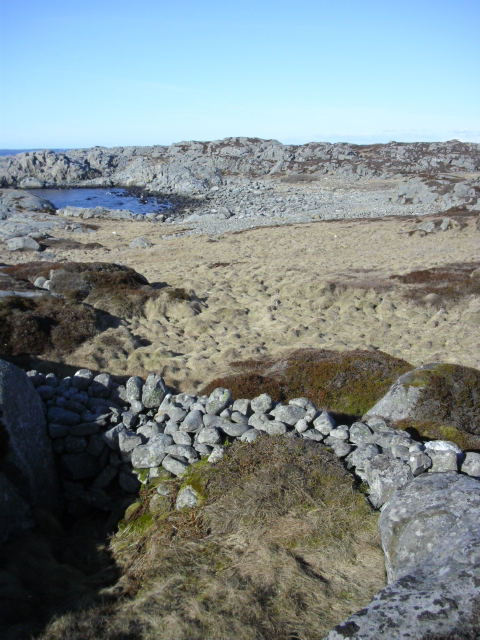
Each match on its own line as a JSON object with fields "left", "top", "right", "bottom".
{"left": 202, "top": 348, "right": 411, "bottom": 421}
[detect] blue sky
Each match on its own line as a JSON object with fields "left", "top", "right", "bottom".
{"left": 1, "top": 0, "right": 479, "bottom": 148}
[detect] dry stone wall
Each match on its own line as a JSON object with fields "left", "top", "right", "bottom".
{"left": 3, "top": 360, "right": 480, "bottom": 638}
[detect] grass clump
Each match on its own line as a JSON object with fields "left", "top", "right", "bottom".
{"left": 40, "top": 437, "right": 385, "bottom": 640}
{"left": 203, "top": 348, "right": 411, "bottom": 421}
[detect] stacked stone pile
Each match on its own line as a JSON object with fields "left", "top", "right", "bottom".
{"left": 26, "top": 367, "right": 480, "bottom": 513}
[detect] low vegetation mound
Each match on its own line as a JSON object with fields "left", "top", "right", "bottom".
{"left": 203, "top": 349, "right": 412, "bottom": 421}
{"left": 0, "top": 262, "right": 194, "bottom": 366}
{"left": 40, "top": 436, "right": 384, "bottom": 640}
{"left": 390, "top": 261, "right": 480, "bottom": 307}
{"left": 0, "top": 296, "right": 98, "bottom": 358}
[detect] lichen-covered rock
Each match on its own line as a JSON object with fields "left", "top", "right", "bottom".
{"left": 313, "top": 411, "right": 335, "bottom": 435}
{"left": 250, "top": 393, "right": 273, "bottom": 414}
{"left": 364, "top": 454, "right": 413, "bottom": 508}
{"left": 91, "top": 373, "right": 112, "bottom": 398}
{"left": 176, "top": 485, "right": 200, "bottom": 511}
{"left": 72, "top": 369, "right": 95, "bottom": 391}
{"left": 142, "top": 373, "right": 167, "bottom": 408}
{"left": 0, "top": 359, "right": 58, "bottom": 544}
{"left": 206, "top": 387, "right": 232, "bottom": 415}
{"left": 272, "top": 404, "right": 306, "bottom": 425}
{"left": 365, "top": 363, "right": 480, "bottom": 437}
{"left": 325, "top": 473, "right": 480, "bottom": 639}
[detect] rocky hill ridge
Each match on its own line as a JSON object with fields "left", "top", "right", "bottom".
{"left": 1, "top": 138, "right": 479, "bottom": 194}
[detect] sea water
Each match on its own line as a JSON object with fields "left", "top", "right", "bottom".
{"left": 32, "top": 188, "right": 172, "bottom": 215}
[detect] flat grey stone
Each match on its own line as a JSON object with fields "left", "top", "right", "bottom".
{"left": 230, "top": 411, "right": 249, "bottom": 424}
{"left": 121, "top": 411, "right": 138, "bottom": 430}
{"left": 219, "top": 420, "right": 249, "bottom": 437}
{"left": 328, "top": 427, "right": 349, "bottom": 440}
{"left": 272, "top": 404, "right": 306, "bottom": 425}
{"left": 302, "top": 429, "right": 324, "bottom": 442}
{"left": 7, "top": 236, "right": 40, "bottom": 251}
{"left": 68, "top": 421, "right": 101, "bottom": 436}
{"left": 102, "top": 423, "right": 126, "bottom": 450}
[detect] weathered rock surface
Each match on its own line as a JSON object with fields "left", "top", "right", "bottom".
{"left": 0, "top": 359, "right": 57, "bottom": 543}
{"left": 326, "top": 473, "right": 480, "bottom": 639}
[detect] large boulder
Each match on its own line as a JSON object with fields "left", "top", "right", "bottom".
{"left": 325, "top": 473, "right": 480, "bottom": 639}
{"left": 0, "top": 359, "right": 58, "bottom": 544}
{"left": 364, "top": 363, "right": 480, "bottom": 443}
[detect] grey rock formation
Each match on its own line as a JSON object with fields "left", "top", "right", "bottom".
{"left": 0, "top": 360, "right": 58, "bottom": 543}
{"left": 326, "top": 473, "right": 480, "bottom": 639}
{"left": 364, "top": 454, "right": 413, "bottom": 508}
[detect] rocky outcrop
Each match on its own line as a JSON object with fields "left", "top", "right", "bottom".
{"left": 0, "top": 140, "right": 479, "bottom": 204}
{"left": 0, "top": 360, "right": 58, "bottom": 543}
{"left": 365, "top": 363, "right": 480, "bottom": 440}
{"left": 326, "top": 473, "right": 480, "bottom": 639}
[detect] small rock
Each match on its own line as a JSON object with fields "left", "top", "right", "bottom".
{"left": 162, "top": 454, "right": 189, "bottom": 476}
{"left": 460, "top": 452, "right": 480, "bottom": 478}
{"left": 72, "top": 369, "right": 94, "bottom": 391}
{"left": 302, "top": 429, "right": 324, "bottom": 442}
{"left": 176, "top": 485, "right": 200, "bottom": 510}
{"left": 173, "top": 431, "right": 193, "bottom": 446}
{"left": 121, "top": 411, "right": 138, "bottom": 430}
{"left": 206, "top": 388, "right": 232, "bottom": 415}
{"left": 126, "top": 376, "right": 143, "bottom": 403}
{"left": 232, "top": 399, "right": 251, "bottom": 415}
{"left": 208, "top": 446, "right": 225, "bottom": 464}
{"left": 91, "top": 373, "right": 112, "bottom": 398}
{"left": 180, "top": 409, "right": 204, "bottom": 432}
{"left": 93, "top": 465, "right": 118, "bottom": 489}
{"left": 409, "top": 452, "right": 432, "bottom": 476}
{"left": 272, "top": 404, "right": 306, "bottom": 425}
{"left": 263, "top": 420, "right": 287, "bottom": 436}
{"left": 295, "top": 418, "right": 309, "bottom": 433}
{"left": 142, "top": 373, "right": 167, "bottom": 408}
{"left": 240, "top": 429, "right": 261, "bottom": 443}
{"left": 328, "top": 427, "right": 349, "bottom": 441}
{"left": 129, "top": 236, "right": 152, "bottom": 249}
{"left": 313, "top": 411, "right": 335, "bottom": 435}
{"left": 197, "top": 427, "right": 222, "bottom": 445}
{"left": 251, "top": 393, "right": 273, "bottom": 414}
{"left": 428, "top": 450, "right": 458, "bottom": 473}
{"left": 349, "top": 422, "right": 375, "bottom": 445}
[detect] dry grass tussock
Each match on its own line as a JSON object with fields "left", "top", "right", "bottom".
{"left": 41, "top": 437, "right": 385, "bottom": 640}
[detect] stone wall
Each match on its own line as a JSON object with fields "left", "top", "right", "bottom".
{"left": 6, "top": 363, "right": 480, "bottom": 637}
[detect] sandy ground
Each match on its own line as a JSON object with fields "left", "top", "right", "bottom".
{"left": 2, "top": 213, "right": 479, "bottom": 391}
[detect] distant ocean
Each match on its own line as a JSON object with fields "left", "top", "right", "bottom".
{"left": 0, "top": 149, "right": 68, "bottom": 156}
